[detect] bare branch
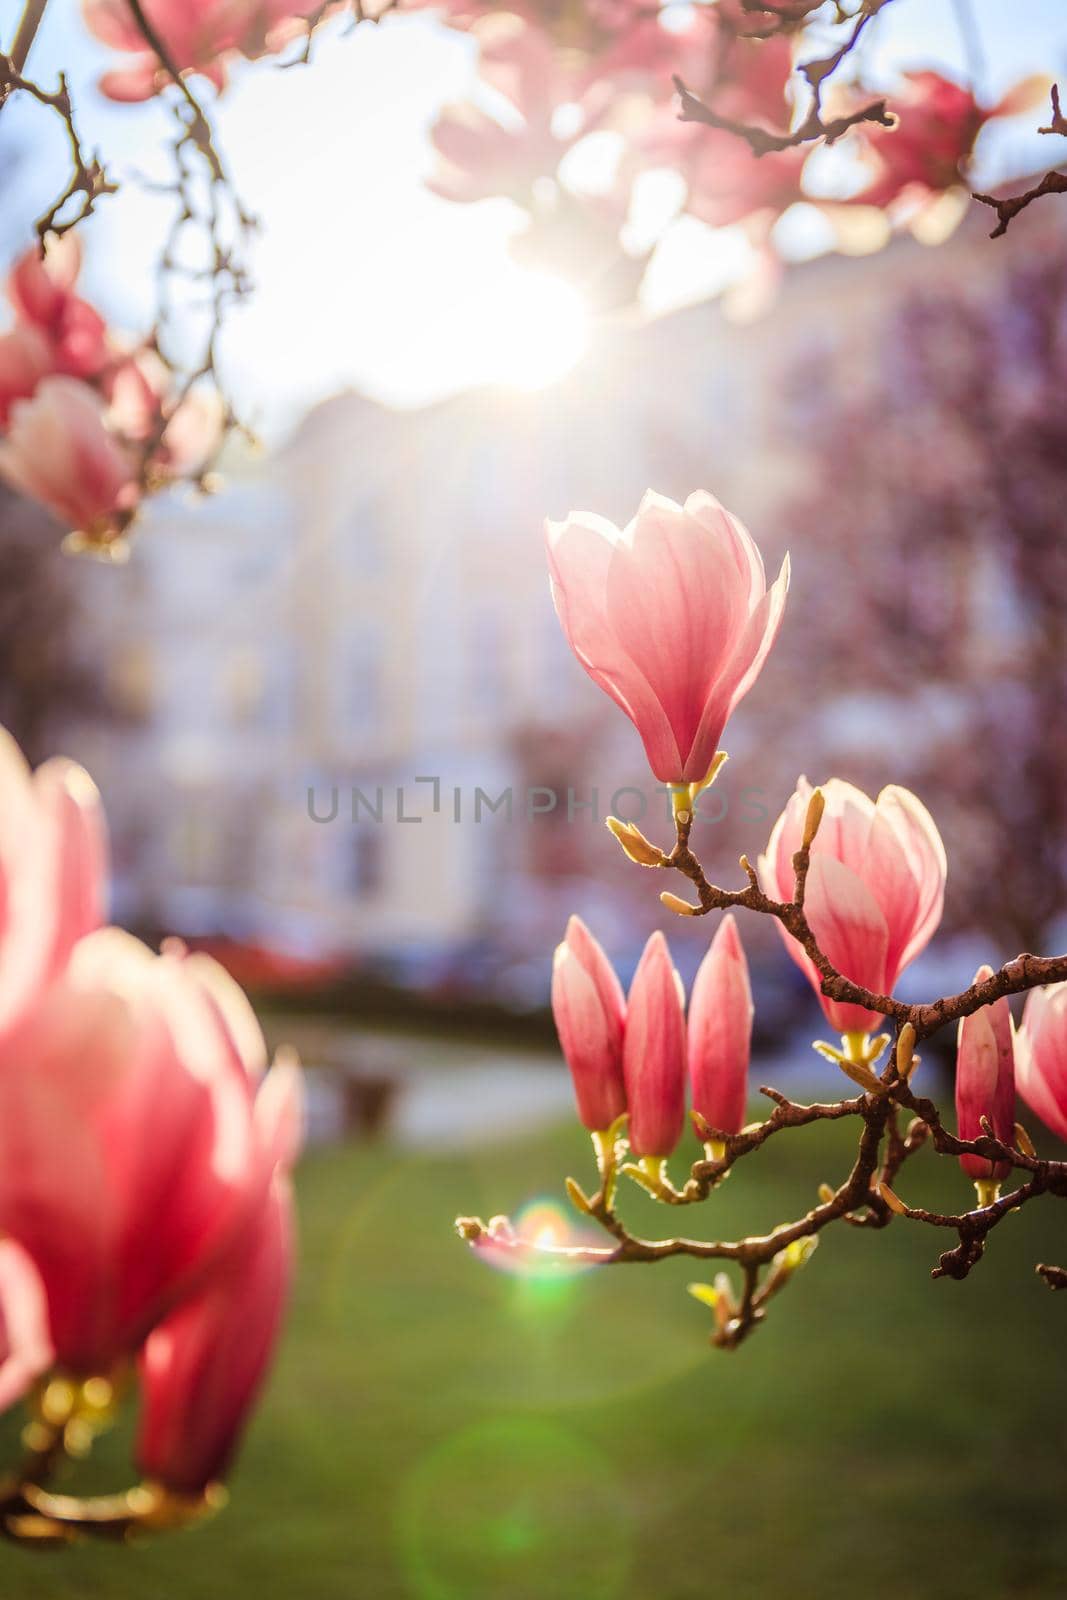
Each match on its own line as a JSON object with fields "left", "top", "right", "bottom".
{"left": 974, "top": 168, "right": 1067, "bottom": 238}
{"left": 0, "top": 58, "right": 117, "bottom": 241}
{"left": 974, "top": 85, "right": 1067, "bottom": 236}
{"left": 673, "top": 0, "right": 898, "bottom": 157}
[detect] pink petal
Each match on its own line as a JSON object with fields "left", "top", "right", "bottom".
{"left": 872, "top": 785, "right": 947, "bottom": 973}
{"left": 802, "top": 852, "right": 890, "bottom": 1033}
{"left": 546, "top": 511, "right": 683, "bottom": 779}
{"left": 605, "top": 491, "right": 749, "bottom": 777}
{"left": 0, "top": 1240, "right": 53, "bottom": 1413}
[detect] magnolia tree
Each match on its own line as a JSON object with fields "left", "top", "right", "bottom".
{"left": 1, "top": 0, "right": 1067, "bottom": 1554}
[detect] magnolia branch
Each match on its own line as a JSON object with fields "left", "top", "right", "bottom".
{"left": 0, "top": 55, "right": 117, "bottom": 241}
{"left": 458, "top": 787, "right": 1067, "bottom": 1349}
{"left": 123, "top": 0, "right": 257, "bottom": 494}
{"left": 656, "top": 802, "right": 1067, "bottom": 1040}
{"left": 673, "top": 0, "right": 897, "bottom": 156}
{"left": 974, "top": 84, "right": 1067, "bottom": 237}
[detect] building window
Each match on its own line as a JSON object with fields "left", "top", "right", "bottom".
{"left": 226, "top": 644, "right": 295, "bottom": 732}
{"left": 348, "top": 829, "right": 383, "bottom": 897}
{"left": 468, "top": 610, "right": 504, "bottom": 718}
{"left": 338, "top": 495, "right": 387, "bottom": 578}
{"left": 341, "top": 625, "right": 384, "bottom": 742}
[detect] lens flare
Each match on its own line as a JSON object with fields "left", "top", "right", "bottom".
{"left": 395, "top": 1416, "right": 632, "bottom": 1600}
{"left": 476, "top": 1196, "right": 599, "bottom": 1281}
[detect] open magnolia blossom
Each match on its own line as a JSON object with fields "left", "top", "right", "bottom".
{"left": 759, "top": 776, "right": 947, "bottom": 1037}
{"left": 460, "top": 487, "right": 1067, "bottom": 1353}
{"left": 546, "top": 488, "right": 789, "bottom": 785}
{"left": 0, "top": 725, "right": 302, "bottom": 1540}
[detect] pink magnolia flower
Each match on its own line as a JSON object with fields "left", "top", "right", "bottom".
{"left": 551, "top": 915, "right": 627, "bottom": 1131}
{"left": 955, "top": 968, "right": 1015, "bottom": 1184}
{"left": 759, "top": 777, "right": 947, "bottom": 1035}
{"left": 0, "top": 929, "right": 281, "bottom": 1374}
{"left": 6, "top": 238, "right": 110, "bottom": 383}
{"left": 136, "top": 1056, "right": 303, "bottom": 1492}
{"left": 850, "top": 72, "right": 986, "bottom": 210}
{"left": 688, "top": 913, "right": 752, "bottom": 1136}
{"left": 82, "top": 0, "right": 329, "bottom": 100}
{"left": 0, "top": 1240, "right": 53, "bottom": 1413}
{"left": 1016, "top": 982, "right": 1067, "bottom": 1144}
{"left": 0, "top": 730, "right": 106, "bottom": 1034}
{"left": 0, "top": 376, "right": 138, "bottom": 539}
{"left": 623, "top": 931, "right": 686, "bottom": 1157}
{"left": 546, "top": 490, "right": 789, "bottom": 784}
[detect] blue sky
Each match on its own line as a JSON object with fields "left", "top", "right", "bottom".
{"left": 2, "top": 0, "right": 1064, "bottom": 424}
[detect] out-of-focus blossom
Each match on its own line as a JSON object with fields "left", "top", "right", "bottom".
{"left": 623, "top": 931, "right": 686, "bottom": 1157}
{"left": 848, "top": 72, "right": 1046, "bottom": 216}
{"left": 0, "top": 378, "right": 138, "bottom": 542}
{"left": 759, "top": 778, "right": 947, "bottom": 1035}
{"left": 0, "top": 725, "right": 301, "bottom": 1495}
{"left": 551, "top": 915, "right": 627, "bottom": 1132}
{"left": 0, "top": 730, "right": 105, "bottom": 1034}
{"left": 7, "top": 238, "right": 109, "bottom": 382}
{"left": 637, "top": 26, "right": 807, "bottom": 229}
{"left": 0, "top": 228, "right": 226, "bottom": 545}
{"left": 81, "top": 0, "right": 326, "bottom": 100}
{"left": 429, "top": 14, "right": 583, "bottom": 205}
{"left": 136, "top": 1056, "right": 303, "bottom": 1493}
{"left": 546, "top": 489, "right": 788, "bottom": 784}
{"left": 955, "top": 968, "right": 1015, "bottom": 1185}
{"left": 429, "top": 104, "right": 568, "bottom": 206}
{"left": 688, "top": 914, "right": 752, "bottom": 1136}
{"left": 1016, "top": 982, "right": 1067, "bottom": 1144}
{"left": 0, "top": 927, "right": 280, "bottom": 1375}
{"left": 0, "top": 325, "right": 52, "bottom": 430}
{"left": 0, "top": 1241, "right": 53, "bottom": 1413}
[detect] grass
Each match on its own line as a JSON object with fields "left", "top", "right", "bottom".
{"left": 6, "top": 1109, "right": 1067, "bottom": 1599}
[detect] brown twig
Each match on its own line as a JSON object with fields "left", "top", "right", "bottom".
{"left": 974, "top": 85, "right": 1067, "bottom": 237}
{"left": 663, "top": 807, "right": 1067, "bottom": 1038}
{"left": 0, "top": 58, "right": 117, "bottom": 241}
{"left": 120, "top": 0, "right": 257, "bottom": 510}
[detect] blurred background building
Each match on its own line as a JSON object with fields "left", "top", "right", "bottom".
{"left": 41, "top": 196, "right": 1067, "bottom": 1021}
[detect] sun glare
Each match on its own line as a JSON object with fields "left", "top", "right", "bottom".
{"left": 474, "top": 268, "right": 591, "bottom": 391}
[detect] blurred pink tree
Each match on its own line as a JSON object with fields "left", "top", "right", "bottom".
{"left": 778, "top": 253, "right": 1067, "bottom": 951}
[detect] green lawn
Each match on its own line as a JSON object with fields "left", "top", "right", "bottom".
{"left": 6, "top": 1108, "right": 1067, "bottom": 1599}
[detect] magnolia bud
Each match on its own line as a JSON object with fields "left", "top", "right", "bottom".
{"left": 623, "top": 932, "right": 687, "bottom": 1158}
{"left": 801, "top": 786, "right": 825, "bottom": 848}
{"left": 660, "top": 891, "right": 700, "bottom": 916}
{"left": 605, "top": 816, "right": 666, "bottom": 868}
{"left": 896, "top": 1022, "right": 917, "bottom": 1080}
